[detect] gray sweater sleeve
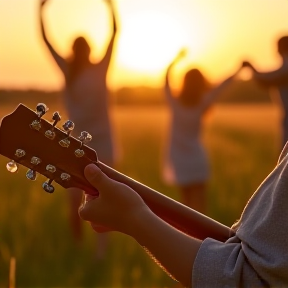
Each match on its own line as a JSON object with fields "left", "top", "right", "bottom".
{"left": 192, "top": 143, "right": 288, "bottom": 287}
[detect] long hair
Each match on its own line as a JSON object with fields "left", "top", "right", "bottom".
{"left": 278, "top": 35, "right": 288, "bottom": 55}
{"left": 178, "top": 68, "right": 210, "bottom": 107}
{"left": 67, "top": 36, "right": 91, "bottom": 86}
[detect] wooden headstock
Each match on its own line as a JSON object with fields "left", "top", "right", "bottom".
{"left": 0, "top": 103, "right": 99, "bottom": 195}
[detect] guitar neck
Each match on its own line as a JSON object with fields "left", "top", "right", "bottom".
{"left": 0, "top": 103, "right": 232, "bottom": 242}
{"left": 96, "top": 161, "right": 232, "bottom": 242}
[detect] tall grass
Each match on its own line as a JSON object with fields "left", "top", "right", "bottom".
{"left": 0, "top": 102, "right": 281, "bottom": 287}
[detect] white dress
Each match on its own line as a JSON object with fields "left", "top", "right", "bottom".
{"left": 63, "top": 62, "right": 115, "bottom": 166}
{"left": 163, "top": 73, "right": 235, "bottom": 186}
{"left": 163, "top": 91, "right": 209, "bottom": 186}
{"left": 41, "top": 24, "right": 117, "bottom": 166}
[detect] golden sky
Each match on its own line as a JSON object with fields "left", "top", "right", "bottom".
{"left": 1, "top": 0, "right": 288, "bottom": 91}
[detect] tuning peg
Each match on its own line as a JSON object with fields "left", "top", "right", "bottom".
{"left": 52, "top": 111, "right": 61, "bottom": 124}
{"left": 75, "top": 131, "right": 92, "bottom": 157}
{"left": 42, "top": 179, "right": 55, "bottom": 193}
{"left": 60, "top": 173, "right": 71, "bottom": 181}
{"left": 79, "top": 131, "right": 92, "bottom": 145}
{"left": 36, "top": 103, "right": 49, "bottom": 118}
{"left": 6, "top": 160, "right": 18, "bottom": 173}
{"left": 26, "top": 169, "right": 37, "bottom": 181}
{"left": 59, "top": 120, "right": 75, "bottom": 148}
{"left": 15, "top": 149, "right": 26, "bottom": 158}
{"left": 26, "top": 156, "right": 42, "bottom": 180}
{"left": 45, "top": 111, "right": 62, "bottom": 140}
{"left": 46, "top": 164, "right": 56, "bottom": 173}
{"left": 30, "top": 156, "right": 41, "bottom": 166}
{"left": 30, "top": 103, "right": 49, "bottom": 131}
{"left": 7, "top": 150, "right": 25, "bottom": 172}
{"left": 62, "top": 120, "right": 75, "bottom": 134}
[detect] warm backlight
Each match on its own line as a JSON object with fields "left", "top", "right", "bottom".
{"left": 117, "top": 12, "right": 187, "bottom": 72}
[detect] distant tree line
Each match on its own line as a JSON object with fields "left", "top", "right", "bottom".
{"left": 0, "top": 79, "right": 271, "bottom": 107}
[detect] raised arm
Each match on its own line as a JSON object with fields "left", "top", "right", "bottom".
{"left": 39, "top": 0, "right": 67, "bottom": 75}
{"left": 199, "top": 66, "right": 242, "bottom": 113}
{"left": 165, "top": 49, "right": 187, "bottom": 104}
{"left": 100, "top": 0, "right": 118, "bottom": 70}
{"left": 243, "top": 60, "right": 288, "bottom": 87}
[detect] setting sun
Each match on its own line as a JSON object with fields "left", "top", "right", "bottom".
{"left": 117, "top": 11, "right": 186, "bottom": 72}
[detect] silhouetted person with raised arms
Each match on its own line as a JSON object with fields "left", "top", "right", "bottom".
{"left": 164, "top": 49, "right": 241, "bottom": 213}
{"left": 39, "top": 0, "right": 118, "bottom": 259}
{"left": 243, "top": 35, "right": 288, "bottom": 148}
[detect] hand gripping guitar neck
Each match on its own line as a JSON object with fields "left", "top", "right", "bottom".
{"left": 0, "top": 103, "right": 233, "bottom": 242}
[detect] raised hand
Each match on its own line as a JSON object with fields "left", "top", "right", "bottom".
{"left": 167, "top": 48, "right": 187, "bottom": 72}
{"left": 171, "top": 48, "right": 187, "bottom": 65}
{"left": 242, "top": 61, "right": 253, "bottom": 69}
{"left": 40, "top": 0, "right": 49, "bottom": 7}
{"left": 176, "top": 48, "right": 187, "bottom": 61}
{"left": 103, "top": 0, "right": 113, "bottom": 6}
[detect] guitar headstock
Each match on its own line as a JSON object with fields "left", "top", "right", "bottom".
{"left": 0, "top": 103, "right": 99, "bottom": 195}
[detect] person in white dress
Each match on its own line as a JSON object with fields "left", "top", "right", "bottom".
{"left": 164, "top": 50, "right": 240, "bottom": 213}
{"left": 39, "top": 0, "right": 118, "bottom": 258}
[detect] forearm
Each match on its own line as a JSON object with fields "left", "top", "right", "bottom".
{"left": 253, "top": 69, "right": 288, "bottom": 86}
{"left": 39, "top": 4, "right": 67, "bottom": 75}
{"left": 165, "top": 71, "right": 170, "bottom": 92}
{"left": 40, "top": 9, "right": 47, "bottom": 43}
{"left": 130, "top": 208, "right": 202, "bottom": 287}
{"left": 39, "top": 7, "right": 54, "bottom": 52}
{"left": 97, "top": 161, "right": 231, "bottom": 242}
{"left": 80, "top": 164, "right": 203, "bottom": 287}
{"left": 111, "top": 7, "right": 117, "bottom": 33}
{"left": 106, "top": 1, "right": 117, "bottom": 33}
{"left": 164, "top": 67, "right": 174, "bottom": 102}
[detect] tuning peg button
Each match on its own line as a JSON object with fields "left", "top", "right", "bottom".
{"left": 36, "top": 103, "right": 49, "bottom": 118}
{"left": 42, "top": 179, "right": 54, "bottom": 193}
{"left": 26, "top": 169, "right": 37, "bottom": 181}
{"left": 6, "top": 160, "right": 18, "bottom": 173}
{"left": 52, "top": 111, "right": 61, "bottom": 123}
{"left": 45, "top": 112, "right": 62, "bottom": 140}
{"left": 79, "top": 131, "right": 92, "bottom": 145}
{"left": 31, "top": 156, "right": 41, "bottom": 165}
{"left": 63, "top": 120, "right": 75, "bottom": 134}
{"left": 75, "top": 131, "right": 92, "bottom": 157}
{"left": 59, "top": 120, "right": 75, "bottom": 148}
{"left": 30, "top": 103, "right": 49, "bottom": 131}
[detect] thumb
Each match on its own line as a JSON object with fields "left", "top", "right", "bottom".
{"left": 84, "top": 164, "right": 112, "bottom": 192}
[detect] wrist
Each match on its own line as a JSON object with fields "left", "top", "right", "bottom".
{"left": 123, "top": 206, "right": 155, "bottom": 238}
{"left": 128, "top": 207, "right": 164, "bottom": 244}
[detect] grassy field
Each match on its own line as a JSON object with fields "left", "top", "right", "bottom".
{"left": 0, "top": 100, "right": 282, "bottom": 287}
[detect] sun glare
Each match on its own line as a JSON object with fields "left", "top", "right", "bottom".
{"left": 117, "top": 12, "right": 187, "bottom": 72}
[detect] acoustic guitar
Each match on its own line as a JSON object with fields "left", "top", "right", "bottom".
{"left": 0, "top": 103, "right": 233, "bottom": 241}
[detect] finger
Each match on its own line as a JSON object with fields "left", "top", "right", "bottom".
{"left": 84, "top": 164, "right": 116, "bottom": 194}
{"left": 78, "top": 197, "right": 98, "bottom": 221}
